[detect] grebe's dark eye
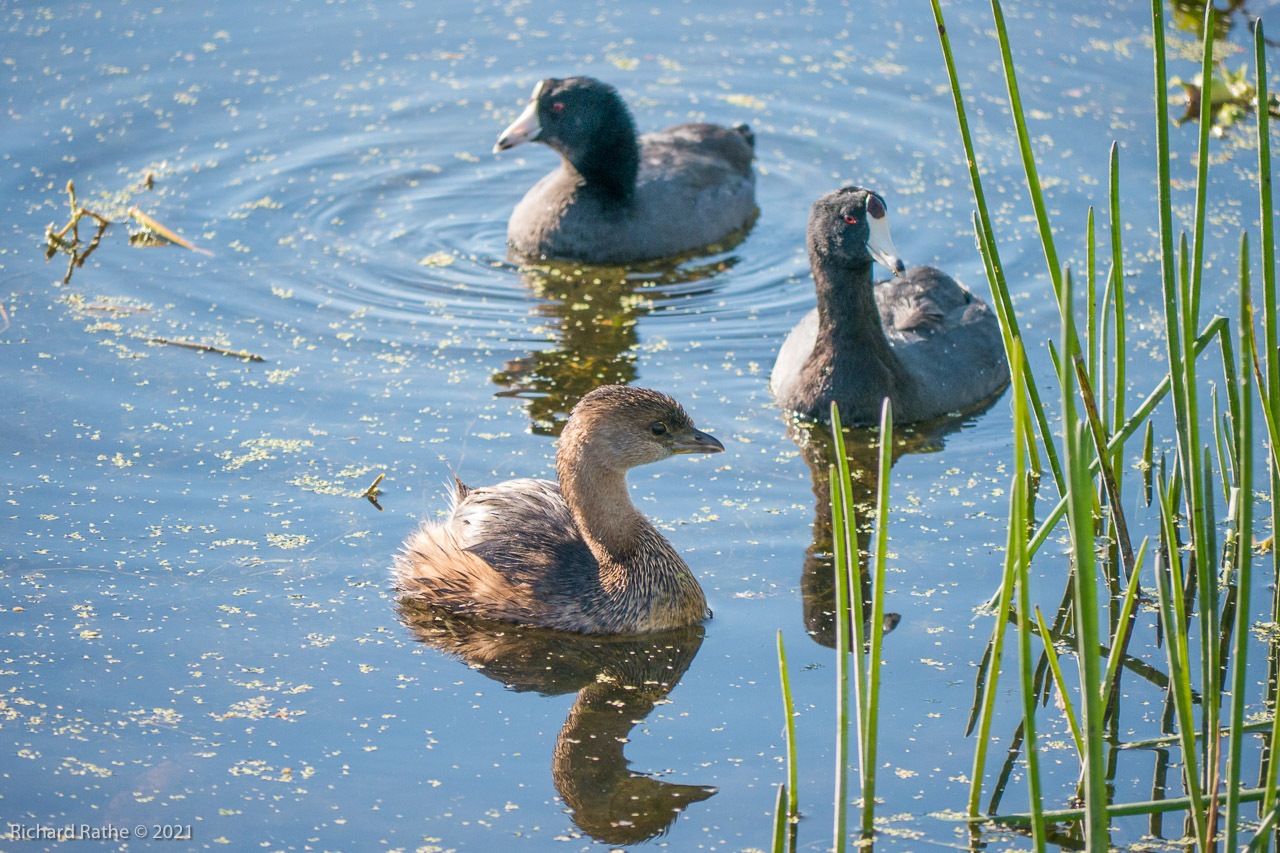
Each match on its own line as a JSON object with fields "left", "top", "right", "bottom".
{"left": 551, "top": 101, "right": 565, "bottom": 113}
{"left": 650, "top": 422, "right": 667, "bottom": 436}
{"left": 844, "top": 214, "right": 858, "bottom": 225}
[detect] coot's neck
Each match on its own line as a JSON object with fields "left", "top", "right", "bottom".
{"left": 808, "top": 244, "right": 904, "bottom": 383}
{"left": 560, "top": 114, "right": 640, "bottom": 204}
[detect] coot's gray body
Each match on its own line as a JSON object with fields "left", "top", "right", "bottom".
{"left": 495, "top": 77, "right": 756, "bottom": 263}
{"left": 770, "top": 187, "right": 1009, "bottom": 425}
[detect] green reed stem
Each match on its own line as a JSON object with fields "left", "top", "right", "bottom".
{"left": 1072, "top": 352, "right": 1135, "bottom": 578}
{"left": 969, "top": 511, "right": 1017, "bottom": 818}
{"left": 1003, "top": 346, "right": 1044, "bottom": 821}
{"left": 1108, "top": 142, "right": 1128, "bottom": 464}
{"left": 859, "top": 398, "right": 893, "bottom": 839}
{"left": 929, "top": 0, "right": 1065, "bottom": 494}
{"left": 830, "top": 402, "right": 871, "bottom": 852}
{"left": 1154, "top": 478, "right": 1209, "bottom": 849}
{"left": 1100, "top": 266, "right": 1115, "bottom": 432}
{"left": 771, "top": 783, "right": 788, "bottom": 853}
{"left": 1086, "top": 208, "right": 1097, "bottom": 388}
{"left": 973, "top": 211, "right": 1046, "bottom": 476}
{"left": 1189, "top": 2, "right": 1214, "bottom": 326}
{"left": 1059, "top": 266, "right": 1109, "bottom": 848}
{"left": 1033, "top": 606, "right": 1082, "bottom": 758}
{"left": 989, "top": 0, "right": 1062, "bottom": 299}
{"left": 1101, "top": 538, "right": 1147, "bottom": 713}
{"left": 1011, "top": 347, "right": 1045, "bottom": 850}
{"left": 829, "top": 454, "right": 852, "bottom": 851}
{"left": 777, "top": 630, "right": 798, "bottom": 819}
{"left": 1254, "top": 19, "right": 1280, "bottom": 836}
{"left": 1247, "top": 803, "right": 1280, "bottom": 853}
{"left": 1025, "top": 317, "right": 1229, "bottom": 560}
{"left": 1226, "top": 231, "right": 1255, "bottom": 851}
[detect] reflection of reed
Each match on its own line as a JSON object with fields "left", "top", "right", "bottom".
{"left": 493, "top": 232, "right": 748, "bottom": 436}
{"left": 785, "top": 402, "right": 997, "bottom": 647}
{"left": 397, "top": 602, "right": 713, "bottom": 843}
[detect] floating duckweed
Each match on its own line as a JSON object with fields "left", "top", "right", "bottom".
{"left": 265, "top": 533, "right": 310, "bottom": 549}
{"left": 419, "top": 251, "right": 456, "bottom": 267}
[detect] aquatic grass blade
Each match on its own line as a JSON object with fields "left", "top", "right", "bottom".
{"left": 777, "top": 631, "right": 798, "bottom": 820}
{"left": 1025, "top": 318, "right": 1229, "bottom": 562}
{"left": 857, "top": 397, "right": 894, "bottom": 840}
{"left": 828, "top": 458, "right": 852, "bottom": 853}
{"left": 1153, "top": 479, "right": 1209, "bottom": 848}
{"left": 771, "top": 782, "right": 789, "bottom": 853}
{"left": 1099, "top": 538, "right": 1148, "bottom": 716}
{"left": 1253, "top": 17, "right": 1280, "bottom": 834}
{"left": 1108, "top": 142, "right": 1128, "bottom": 455}
{"left": 1032, "top": 606, "right": 1082, "bottom": 758}
{"left": 1058, "top": 268, "right": 1109, "bottom": 849}
{"left": 1225, "top": 232, "right": 1255, "bottom": 851}
{"left": 929, "top": 0, "right": 1065, "bottom": 494}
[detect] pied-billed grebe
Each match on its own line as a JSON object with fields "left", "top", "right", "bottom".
{"left": 494, "top": 76, "right": 756, "bottom": 263}
{"left": 394, "top": 385, "right": 724, "bottom": 634}
{"left": 770, "top": 186, "right": 1010, "bottom": 425}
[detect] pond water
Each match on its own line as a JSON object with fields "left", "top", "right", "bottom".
{"left": 2, "top": 0, "right": 1275, "bottom": 850}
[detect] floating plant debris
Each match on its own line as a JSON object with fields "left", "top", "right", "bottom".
{"left": 1169, "top": 64, "right": 1280, "bottom": 134}
{"left": 43, "top": 177, "right": 211, "bottom": 284}
{"left": 362, "top": 473, "right": 386, "bottom": 511}
{"left": 147, "top": 337, "right": 266, "bottom": 361}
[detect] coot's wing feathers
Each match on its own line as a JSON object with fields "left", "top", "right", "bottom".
{"left": 876, "top": 266, "right": 980, "bottom": 339}
{"left": 874, "top": 266, "right": 1009, "bottom": 414}
{"left": 611, "top": 125, "right": 756, "bottom": 261}
{"left": 641, "top": 122, "right": 755, "bottom": 177}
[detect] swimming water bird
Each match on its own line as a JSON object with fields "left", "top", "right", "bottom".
{"left": 494, "top": 76, "right": 756, "bottom": 263}
{"left": 394, "top": 385, "right": 724, "bottom": 634}
{"left": 770, "top": 186, "right": 1010, "bottom": 425}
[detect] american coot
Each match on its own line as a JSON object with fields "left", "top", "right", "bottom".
{"left": 770, "top": 186, "right": 1010, "bottom": 425}
{"left": 494, "top": 76, "right": 756, "bottom": 263}
{"left": 393, "top": 385, "right": 724, "bottom": 634}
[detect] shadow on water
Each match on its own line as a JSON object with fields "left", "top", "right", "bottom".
{"left": 396, "top": 603, "right": 714, "bottom": 844}
{"left": 784, "top": 393, "right": 1003, "bottom": 648}
{"left": 491, "top": 220, "right": 754, "bottom": 436}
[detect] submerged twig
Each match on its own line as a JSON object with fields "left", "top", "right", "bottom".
{"left": 44, "top": 180, "right": 114, "bottom": 284}
{"left": 147, "top": 337, "right": 265, "bottom": 362}
{"left": 42, "top": 177, "right": 213, "bottom": 284}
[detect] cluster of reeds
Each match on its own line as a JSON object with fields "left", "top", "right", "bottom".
{"left": 773, "top": 0, "right": 1280, "bottom": 848}
{"left": 773, "top": 398, "right": 895, "bottom": 853}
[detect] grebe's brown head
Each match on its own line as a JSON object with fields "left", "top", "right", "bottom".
{"left": 558, "top": 385, "right": 724, "bottom": 477}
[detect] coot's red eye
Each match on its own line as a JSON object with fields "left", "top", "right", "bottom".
{"left": 844, "top": 214, "right": 858, "bottom": 225}
{"left": 551, "top": 101, "right": 565, "bottom": 113}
